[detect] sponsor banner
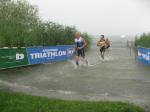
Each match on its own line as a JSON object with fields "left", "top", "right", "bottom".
{"left": 138, "top": 47, "right": 150, "bottom": 65}
{"left": 0, "top": 48, "right": 29, "bottom": 69}
{"left": 27, "top": 45, "right": 75, "bottom": 65}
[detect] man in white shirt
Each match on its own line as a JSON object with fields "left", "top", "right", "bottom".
{"left": 74, "top": 32, "right": 88, "bottom": 66}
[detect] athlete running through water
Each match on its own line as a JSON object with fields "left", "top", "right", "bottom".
{"left": 74, "top": 32, "right": 88, "bottom": 67}
{"left": 97, "top": 35, "right": 107, "bottom": 60}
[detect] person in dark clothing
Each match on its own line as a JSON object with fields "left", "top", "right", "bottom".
{"left": 74, "top": 32, "right": 88, "bottom": 66}
{"left": 97, "top": 35, "right": 107, "bottom": 60}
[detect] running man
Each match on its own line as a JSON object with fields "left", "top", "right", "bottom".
{"left": 97, "top": 35, "right": 107, "bottom": 60}
{"left": 74, "top": 32, "right": 88, "bottom": 66}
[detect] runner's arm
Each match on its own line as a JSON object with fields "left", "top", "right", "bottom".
{"left": 83, "top": 39, "right": 87, "bottom": 48}
{"left": 97, "top": 40, "right": 100, "bottom": 46}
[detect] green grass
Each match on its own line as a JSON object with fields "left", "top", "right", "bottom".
{"left": 0, "top": 92, "right": 144, "bottom": 112}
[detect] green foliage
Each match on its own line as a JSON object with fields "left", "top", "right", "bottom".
{"left": 81, "top": 32, "right": 92, "bottom": 49}
{"left": 0, "top": 0, "right": 39, "bottom": 47}
{"left": 0, "top": 92, "right": 144, "bottom": 112}
{"left": 0, "top": 0, "right": 91, "bottom": 48}
{"left": 135, "top": 33, "right": 150, "bottom": 48}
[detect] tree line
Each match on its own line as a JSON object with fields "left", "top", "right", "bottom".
{"left": 135, "top": 33, "right": 150, "bottom": 48}
{"left": 0, "top": 0, "right": 91, "bottom": 48}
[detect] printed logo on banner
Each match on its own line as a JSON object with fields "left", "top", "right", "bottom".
{"left": 29, "top": 48, "right": 66, "bottom": 60}
{"left": 67, "top": 48, "right": 75, "bottom": 56}
{"left": 138, "top": 51, "right": 150, "bottom": 61}
{"left": 0, "top": 48, "right": 29, "bottom": 69}
{"left": 137, "top": 48, "right": 150, "bottom": 65}
{"left": 27, "top": 46, "right": 74, "bottom": 65}
{"left": 16, "top": 53, "right": 25, "bottom": 60}
{"left": 141, "top": 53, "right": 149, "bottom": 61}
{"left": 138, "top": 51, "right": 142, "bottom": 56}
{"left": 148, "top": 52, "right": 150, "bottom": 62}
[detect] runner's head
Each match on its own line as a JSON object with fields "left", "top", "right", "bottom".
{"left": 100, "top": 35, "right": 104, "bottom": 39}
{"left": 75, "top": 32, "right": 81, "bottom": 39}
{"left": 99, "top": 35, "right": 105, "bottom": 41}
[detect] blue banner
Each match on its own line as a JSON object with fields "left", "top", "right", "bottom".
{"left": 27, "top": 45, "right": 75, "bottom": 65}
{"left": 138, "top": 47, "right": 150, "bottom": 65}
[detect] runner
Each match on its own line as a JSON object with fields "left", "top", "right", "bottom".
{"left": 97, "top": 35, "right": 107, "bottom": 60}
{"left": 74, "top": 32, "right": 88, "bottom": 66}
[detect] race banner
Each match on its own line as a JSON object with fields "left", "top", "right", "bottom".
{"left": 0, "top": 48, "right": 29, "bottom": 69}
{"left": 27, "top": 45, "right": 75, "bottom": 65}
{"left": 138, "top": 47, "right": 150, "bottom": 65}
{"left": 0, "top": 45, "right": 75, "bottom": 69}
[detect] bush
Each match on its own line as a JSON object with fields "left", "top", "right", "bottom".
{"left": 0, "top": 0, "right": 91, "bottom": 48}
{"left": 135, "top": 33, "right": 150, "bottom": 48}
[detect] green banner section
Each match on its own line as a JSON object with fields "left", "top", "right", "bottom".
{"left": 0, "top": 48, "right": 29, "bottom": 69}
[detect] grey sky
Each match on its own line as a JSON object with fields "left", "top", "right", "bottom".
{"left": 28, "top": 0, "right": 150, "bottom": 36}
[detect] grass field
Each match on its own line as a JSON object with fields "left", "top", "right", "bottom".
{"left": 0, "top": 92, "right": 144, "bottom": 112}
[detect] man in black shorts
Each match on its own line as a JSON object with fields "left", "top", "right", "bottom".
{"left": 74, "top": 32, "right": 88, "bottom": 66}
{"left": 97, "top": 35, "right": 106, "bottom": 60}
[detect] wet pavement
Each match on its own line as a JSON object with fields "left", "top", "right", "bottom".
{"left": 0, "top": 40, "right": 150, "bottom": 111}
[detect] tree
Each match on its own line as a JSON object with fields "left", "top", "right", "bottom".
{"left": 0, "top": 0, "right": 39, "bottom": 47}
{"left": 0, "top": 0, "right": 91, "bottom": 48}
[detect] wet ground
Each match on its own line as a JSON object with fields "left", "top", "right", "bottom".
{"left": 0, "top": 40, "right": 150, "bottom": 111}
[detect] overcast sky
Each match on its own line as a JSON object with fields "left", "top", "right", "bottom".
{"left": 28, "top": 0, "right": 150, "bottom": 36}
